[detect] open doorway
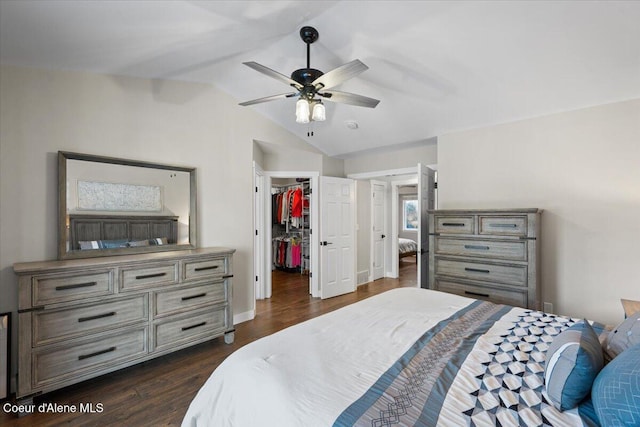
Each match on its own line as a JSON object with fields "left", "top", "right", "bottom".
{"left": 270, "top": 177, "right": 311, "bottom": 299}
{"left": 254, "top": 170, "right": 319, "bottom": 306}
{"left": 398, "top": 184, "right": 419, "bottom": 280}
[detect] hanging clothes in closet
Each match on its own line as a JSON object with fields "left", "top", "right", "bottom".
{"left": 272, "top": 187, "right": 304, "bottom": 226}
{"left": 272, "top": 183, "right": 307, "bottom": 273}
{"left": 272, "top": 235, "right": 302, "bottom": 272}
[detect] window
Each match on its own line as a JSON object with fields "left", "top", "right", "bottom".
{"left": 403, "top": 199, "right": 418, "bottom": 231}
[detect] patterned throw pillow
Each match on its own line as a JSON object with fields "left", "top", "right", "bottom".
{"left": 592, "top": 342, "right": 640, "bottom": 427}
{"left": 544, "top": 321, "right": 604, "bottom": 411}
{"left": 78, "top": 240, "right": 100, "bottom": 250}
{"left": 605, "top": 310, "right": 640, "bottom": 360}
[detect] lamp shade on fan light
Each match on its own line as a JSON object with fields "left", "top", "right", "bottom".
{"left": 296, "top": 99, "right": 310, "bottom": 123}
{"left": 312, "top": 102, "right": 326, "bottom": 121}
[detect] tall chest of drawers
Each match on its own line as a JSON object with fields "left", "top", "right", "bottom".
{"left": 14, "top": 247, "right": 235, "bottom": 401}
{"left": 428, "top": 209, "right": 540, "bottom": 309}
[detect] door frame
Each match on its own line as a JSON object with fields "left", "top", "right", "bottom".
{"left": 253, "top": 162, "right": 265, "bottom": 299}
{"left": 260, "top": 171, "right": 320, "bottom": 299}
{"left": 370, "top": 180, "right": 388, "bottom": 282}
{"left": 390, "top": 177, "right": 418, "bottom": 279}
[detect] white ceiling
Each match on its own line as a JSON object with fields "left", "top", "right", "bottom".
{"left": 1, "top": 1, "right": 639, "bottom": 158}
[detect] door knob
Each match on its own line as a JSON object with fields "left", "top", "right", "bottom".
{"left": 381, "top": 234, "right": 386, "bottom": 239}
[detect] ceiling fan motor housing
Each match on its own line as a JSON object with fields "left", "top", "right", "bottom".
{"left": 291, "top": 68, "right": 324, "bottom": 87}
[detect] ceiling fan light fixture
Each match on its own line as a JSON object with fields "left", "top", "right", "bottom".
{"left": 311, "top": 101, "right": 326, "bottom": 122}
{"left": 296, "top": 98, "right": 310, "bottom": 123}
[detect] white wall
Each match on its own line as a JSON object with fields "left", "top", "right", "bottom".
{"left": 344, "top": 138, "right": 437, "bottom": 175}
{"left": 0, "top": 65, "right": 314, "bottom": 380}
{"left": 438, "top": 99, "right": 640, "bottom": 325}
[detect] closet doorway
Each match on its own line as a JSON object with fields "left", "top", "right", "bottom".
{"left": 271, "top": 177, "right": 311, "bottom": 298}
{"left": 256, "top": 171, "right": 319, "bottom": 302}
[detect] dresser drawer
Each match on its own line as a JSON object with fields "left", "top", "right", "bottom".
{"left": 33, "top": 327, "right": 148, "bottom": 388}
{"left": 435, "top": 258, "right": 527, "bottom": 286}
{"left": 153, "top": 306, "right": 228, "bottom": 351}
{"left": 434, "top": 238, "right": 527, "bottom": 261}
{"left": 120, "top": 262, "right": 179, "bottom": 291}
{"left": 32, "top": 270, "right": 114, "bottom": 306}
{"left": 33, "top": 295, "right": 148, "bottom": 346}
{"left": 434, "top": 215, "right": 474, "bottom": 234}
{"left": 479, "top": 215, "right": 527, "bottom": 237}
{"left": 183, "top": 257, "right": 228, "bottom": 281}
{"left": 154, "top": 281, "right": 227, "bottom": 317}
{"left": 435, "top": 279, "right": 527, "bottom": 307}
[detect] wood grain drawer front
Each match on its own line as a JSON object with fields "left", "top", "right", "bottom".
{"left": 435, "top": 280, "right": 527, "bottom": 307}
{"left": 33, "top": 296, "right": 148, "bottom": 346}
{"left": 479, "top": 215, "right": 527, "bottom": 236}
{"left": 435, "top": 238, "right": 526, "bottom": 261}
{"left": 155, "top": 281, "right": 227, "bottom": 317}
{"left": 435, "top": 216, "right": 474, "bottom": 234}
{"left": 32, "top": 270, "right": 114, "bottom": 306}
{"left": 183, "top": 257, "right": 227, "bottom": 281}
{"left": 154, "top": 306, "right": 228, "bottom": 350}
{"left": 435, "top": 259, "right": 527, "bottom": 287}
{"left": 120, "top": 262, "right": 178, "bottom": 291}
{"left": 34, "top": 327, "right": 148, "bottom": 387}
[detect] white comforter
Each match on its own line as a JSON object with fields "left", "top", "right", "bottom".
{"left": 182, "top": 288, "right": 473, "bottom": 427}
{"left": 182, "top": 288, "right": 596, "bottom": 427}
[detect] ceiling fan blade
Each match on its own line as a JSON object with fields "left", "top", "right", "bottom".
{"left": 243, "top": 62, "right": 303, "bottom": 90}
{"left": 312, "top": 59, "right": 369, "bottom": 90}
{"left": 319, "top": 90, "right": 380, "bottom": 108}
{"left": 239, "top": 92, "right": 298, "bottom": 106}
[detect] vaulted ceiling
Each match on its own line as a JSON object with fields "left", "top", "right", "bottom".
{"left": 1, "top": 1, "right": 639, "bottom": 157}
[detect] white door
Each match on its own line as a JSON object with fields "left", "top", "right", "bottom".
{"left": 417, "top": 164, "right": 435, "bottom": 288}
{"left": 320, "top": 176, "right": 356, "bottom": 299}
{"left": 371, "top": 181, "right": 386, "bottom": 280}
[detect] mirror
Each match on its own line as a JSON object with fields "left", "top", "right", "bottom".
{"left": 58, "top": 151, "right": 197, "bottom": 259}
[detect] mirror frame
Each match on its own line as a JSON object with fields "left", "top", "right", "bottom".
{"left": 58, "top": 151, "right": 197, "bottom": 260}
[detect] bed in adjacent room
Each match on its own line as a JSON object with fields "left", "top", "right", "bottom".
{"left": 398, "top": 237, "right": 418, "bottom": 258}
{"left": 182, "top": 288, "right": 638, "bottom": 427}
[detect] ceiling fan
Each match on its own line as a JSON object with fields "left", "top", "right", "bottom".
{"left": 239, "top": 26, "right": 379, "bottom": 124}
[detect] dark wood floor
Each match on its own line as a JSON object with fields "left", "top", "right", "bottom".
{"left": 1, "top": 259, "right": 416, "bottom": 426}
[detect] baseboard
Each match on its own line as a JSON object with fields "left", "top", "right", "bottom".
{"left": 233, "top": 310, "right": 255, "bottom": 325}
{"left": 357, "top": 270, "right": 370, "bottom": 285}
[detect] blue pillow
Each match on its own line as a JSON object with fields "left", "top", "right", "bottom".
{"left": 544, "top": 321, "right": 604, "bottom": 411}
{"left": 592, "top": 342, "right": 640, "bottom": 426}
{"left": 99, "top": 239, "right": 129, "bottom": 248}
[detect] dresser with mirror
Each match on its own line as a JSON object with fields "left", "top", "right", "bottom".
{"left": 14, "top": 152, "right": 234, "bottom": 405}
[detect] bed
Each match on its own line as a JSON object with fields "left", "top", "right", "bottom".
{"left": 182, "top": 288, "right": 615, "bottom": 427}
{"left": 68, "top": 214, "right": 178, "bottom": 250}
{"left": 398, "top": 237, "right": 418, "bottom": 258}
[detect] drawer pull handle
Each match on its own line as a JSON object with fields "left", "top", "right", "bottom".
{"left": 465, "top": 291, "right": 490, "bottom": 298}
{"left": 135, "top": 272, "right": 167, "bottom": 280}
{"left": 182, "top": 321, "right": 206, "bottom": 332}
{"left": 465, "top": 267, "right": 491, "bottom": 274}
{"left": 442, "top": 223, "right": 465, "bottom": 227}
{"left": 181, "top": 293, "right": 207, "bottom": 301}
{"left": 464, "top": 245, "right": 490, "bottom": 250}
{"left": 78, "top": 312, "right": 116, "bottom": 322}
{"left": 78, "top": 346, "right": 116, "bottom": 361}
{"left": 194, "top": 266, "right": 219, "bottom": 272}
{"left": 490, "top": 223, "right": 518, "bottom": 228}
{"left": 55, "top": 281, "right": 97, "bottom": 291}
